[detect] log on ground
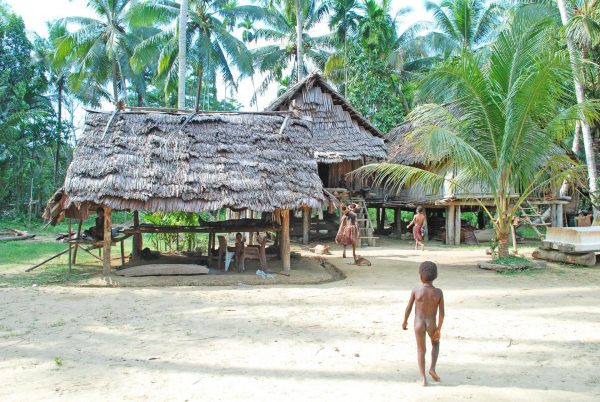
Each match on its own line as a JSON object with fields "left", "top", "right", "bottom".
{"left": 532, "top": 248, "right": 596, "bottom": 267}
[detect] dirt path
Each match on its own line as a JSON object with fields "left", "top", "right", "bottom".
{"left": 1, "top": 239, "right": 599, "bottom": 401}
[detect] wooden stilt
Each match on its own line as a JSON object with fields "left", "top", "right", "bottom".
{"left": 423, "top": 208, "right": 429, "bottom": 241}
{"left": 102, "top": 206, "right": 112, "bottom": 275}
{"left": 67, "top": 219, "right": 72, "bottom": 280}
{"left": 446, "top": 206, "right": 455, "bottom": 245}
{"left": 26, "top": 248, "right": 70, "bottom": 272}
{"left": 73, "top": 220, "right": 83, "bottom": 264}
{"left": 454, "top": 206, "right": 462, "bottom": 245}
{"left": 551, "top": 205, "right": 558, "bottom": 227}
{"left": 133, "top": 211, "right": 143, "bottom": 257}
{"left": 395, "top": 208, "right": 402, "bottom": 237}
{"left": 280, "top": 209, "right": 291, "bottom": 270}
{"left": 302, "top": 205, "right": 310, "bottom": 245}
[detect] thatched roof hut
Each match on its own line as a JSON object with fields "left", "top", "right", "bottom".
{"left": 63, "top": 110, "right": 325, "bottom": 213}
{"left": 265, "top": 73, "right": 386, "bottom": 164}
{"left": 386, "top": 121, "right": 423, "bottom": 166}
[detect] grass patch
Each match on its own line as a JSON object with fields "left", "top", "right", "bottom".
{"left": 0, "top": 264, "right": 96, "bottom": 287}
{"left": 491, "top": 255, "right": 531, "bottom": 267}
{"left": 54, "top": 357, "right": 63, "bottom": 367}
{"left": 0, "top": 241, "right": 67, "bottom": 266}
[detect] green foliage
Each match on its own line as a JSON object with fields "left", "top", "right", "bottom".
{"left": 141, "top": 211, "right": 210, "bottom": 252}
{"left": 345, "top": 48, "right": 406, "bottom": 132}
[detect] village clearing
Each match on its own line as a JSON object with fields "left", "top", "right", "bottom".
{"left": 1, "top": 239, "right": 599, "bottom": 401}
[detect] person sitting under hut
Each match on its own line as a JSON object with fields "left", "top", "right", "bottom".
{"left": 84, "top": 208, "right": 105, "bottom": 240}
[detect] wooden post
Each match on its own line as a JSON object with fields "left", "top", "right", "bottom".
{"left": 102, "top": 206, "right": 112, "bottom": 275}
{"left": 395, "top": 208, "right": 403, "bottom": 237}
{"left": 454, "top": 205, "right": 462, "bottom": 245}
{"left": 446, "top": 206, "right": 455, "bottom": 245}
{"left": 556, "top": 205, "right": 564, "bottom": 227}
{"left": 73, "top": 220, "right": 83, "bottom": 264}
{"left": 67, "top": 219, "right": 72, "bottom": 280}
{"left": 280, "top": 209, "right": 291, "bottom": 270}
{"left": 423, "top": 208, "right": 429, "bottom": 241}
{"left": 551, "top": 205, "right": 558, "bottom": 227}
{"left": 302, "top": 205, "right": 310, "bottom": 245}
{"left": 132, "top": 210, "right": 142, "bottom": 258}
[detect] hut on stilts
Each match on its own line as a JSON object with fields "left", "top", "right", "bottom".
{"left": 265, "top": 73, "right": 387, "bottom": 245}
{"left": 44, "top": 109, "right": 324, "bottom": 274}
{"left": 381, "top": 122, "right": 571, "bottom": 246}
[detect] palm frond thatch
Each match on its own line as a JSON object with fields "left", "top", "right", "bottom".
{"left": 63, "top": 110, "right": 325, "bottom": 212}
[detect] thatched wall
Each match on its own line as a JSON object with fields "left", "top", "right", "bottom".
{"left": 64, "top": 111, "right": 325, "bottom": 212}
{"left": 266, "top": 73, "right": 387, "bottom": 164}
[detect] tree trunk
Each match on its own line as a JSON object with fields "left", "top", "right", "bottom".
{"left": 295, "top": 0, "right": 303, "bottom": 81}
{"left": 111, "top": 59, "right": 119, "bottom": 106}
{"left": 195, "top": 65, "right": 203, "bottom": 112}
{"left": 557, "top": 0, "right": 598, "bottom": 215}
{"left": 137, "top": 91, "right": 143, "bottom": 107}
{"left": 497, "top": 226, "right": 510, "bottom": 258}
{"left": 178, "top": 0, "right": 189, "bottom": 110}
{"left": 560, "top": 120, "right": 581, "bottom": 196}
{"left": 53, "top": 80, "right": 63, "bottom": 186}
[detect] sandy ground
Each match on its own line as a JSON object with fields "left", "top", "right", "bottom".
{"left": 1, "top": 239, "right": 600, "bottom": 401}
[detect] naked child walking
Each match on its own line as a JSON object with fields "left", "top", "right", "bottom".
{"left": 403, "top": 261, "right": 445, "bottom": 386}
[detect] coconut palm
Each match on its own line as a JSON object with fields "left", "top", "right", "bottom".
{"left": 422, "top": 0, "right": 502, "bottom": 56}
{"left": 130, "top": 0, "right": 254, "bottom": 110}
{"left": 178, "top": 0, "right": 189, "bottom": 109}
{"left": 251, "top": 0, "right": 330, "bottom": 98}
{"left": 53, "top": 0, "right": 136, "bottom": 105}
{"left": 355, "top": 12, "right": 597, "bottom": 257}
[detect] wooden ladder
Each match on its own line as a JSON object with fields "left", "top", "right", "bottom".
{"left": 350, "top": 196, "right": 377, "bottom": 247}
{"left": 518, "top": 202, "right": 549, "bottom": 239}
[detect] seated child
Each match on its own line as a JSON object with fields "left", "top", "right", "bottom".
{"left": 403, "top": 261, "right": 445, "bottom": 386}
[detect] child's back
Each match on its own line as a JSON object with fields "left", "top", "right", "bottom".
{"left": 403, "top": 261, "right": 445, "bottom": 386}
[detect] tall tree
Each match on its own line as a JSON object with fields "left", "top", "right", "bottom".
{"left": 178, "top": 0, "right": 189, "bottom": 109}
{"left": 558, "top": 0, "right": 599, "bottom": 213}
{"left": 54, "top": 0, "right": 135, "bottom": 106}
{"left": 356, "top": 12, "right": 597, "bottom": 257}
{"left": 326, "top": 0, "right": 360, "bottom": 95}
{"left": 130, "top": 0, "right": 254, "bottom": 110}
{"left": 423, "top": 0, "right": 501, "bottom": 56}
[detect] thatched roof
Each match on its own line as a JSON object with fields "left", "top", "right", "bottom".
{"left": 386, "top": 121, "right": 424, "bottom": 166}
{"left": 63, "top": 110, "right": 325, "bottom": 213}
{"left": 265, "top": 73, "right": 387, "bottom": 164}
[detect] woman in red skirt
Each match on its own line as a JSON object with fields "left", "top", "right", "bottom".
{"left": 336, "top": 204, "right": 359, "bottom": 259}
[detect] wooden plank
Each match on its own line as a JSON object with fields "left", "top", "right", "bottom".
{"left": 103, "top": 206, "right": 112, "bottom": 275}
{"left": 302, "top": 206, "right": 310, "bottom": 245}
{"left": 280, "top": 209, "right": 291, "bottom": 270}
{"left": 25, "top": 248, "right": 70, "bottom": 272}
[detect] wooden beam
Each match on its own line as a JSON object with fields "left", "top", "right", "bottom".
{"left": 395, "top": 208, "right": 403, "bottom": 237}
{"left": 103, "top": 206, "right": 112, "bottom": 275}
{"left": 446, "top": 206, "right": 455, "bottom": 245}
{"left": 302, "top": 206, "right": 310, "bottom": 245}
{"left": 73, "top": 220, "right": 83, "bottom": 264}
{"left": 280, "top": 209, "right": 291, "bottom": 270}
{"left": 132, "top": 210, "right": 142, "bottom": 258}
{"left": 67, "top": 219, "right": 72, "bottom": 280}
{"left": 454, "top": 205, "right": 461, "bottom": 245}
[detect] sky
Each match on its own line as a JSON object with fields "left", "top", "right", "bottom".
{"left": 4, "top": 0, "right": 430, "bottom": 112}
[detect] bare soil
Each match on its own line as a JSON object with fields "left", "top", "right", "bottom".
{"left": 1, "top": 239, "right": 599, "bottom": 401}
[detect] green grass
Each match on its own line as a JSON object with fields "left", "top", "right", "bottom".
{"left": 54, "top": 357, "right": 63, "bottom": 367}
{"left": 0, "top": 241, "right": 67, "bottom": 265}
{"left": 491, "top": 255, "right": 531, "bottom": 267}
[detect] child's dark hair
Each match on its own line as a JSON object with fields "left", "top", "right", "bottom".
{"left": 416, "top": 206, "right": 423, "bottom": 213}
{"left": 419, "top": 261, "right": 438, "bottom": 282}
{"left": 236, "top": 232, "right": 242, "bottom": 237}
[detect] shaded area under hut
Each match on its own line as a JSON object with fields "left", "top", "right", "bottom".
{"left": 372, "top": 121, "right": 573, "bottom": 246}
{"left": 265, "top": 73, "right": 387, "bottom": 245}
{"left": 44, "top": 110, "right": 324, "bottom": 275}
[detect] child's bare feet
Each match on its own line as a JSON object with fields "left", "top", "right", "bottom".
{"left": 419, "top": 376, "right": 427, "bottom": 386}
{"left": 429, "top": 369, "right": 440, "bottom": 382}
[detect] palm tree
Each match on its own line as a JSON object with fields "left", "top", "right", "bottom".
{"left": 251, "top": 0, "right": 330, "bottom": 98}
{"left": 326, "top": 0, "right": 360, "bottom": 95}
{"left": 558, "top": 0, "right": 600, "bottom": 212}
{"left": 422, "top": 0, "right": 502, "bottom": 56}
{"left": 130, "top": 0, "right": 254, "bottom": 110}
{"left": 54, "top": 0, "right": 134, "bottom": 106}
{"left": 178, "top": 0, "right": 189, "bottom": 109}
{"left": 355, "top": 12, "right": 596, "bottom": 257}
